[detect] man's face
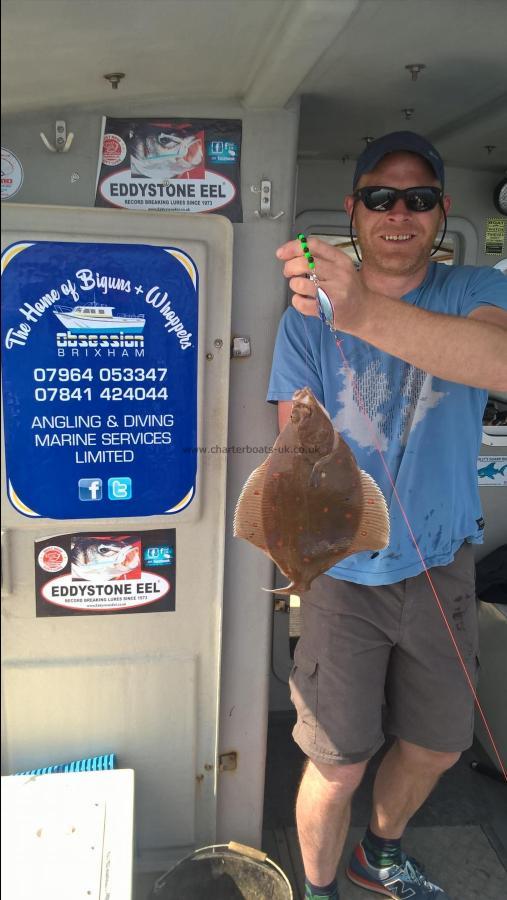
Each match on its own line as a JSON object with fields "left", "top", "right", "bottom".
{"left": 344, "top": 152, "right": 450, "bottom": 276}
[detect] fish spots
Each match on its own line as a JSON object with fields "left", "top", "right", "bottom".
{"left": 233, "top": 388, "right": 390, "bottom": 593}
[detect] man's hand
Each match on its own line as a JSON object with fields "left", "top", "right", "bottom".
{"left": 276, "top": 236, "right": 368, "bottom": 334}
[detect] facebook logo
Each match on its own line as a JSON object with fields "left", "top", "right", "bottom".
{"left": 108, "top": 477, "right": 132, "bottom": 500}
{"left": 78, "top": 478, "right": 102, "bottom": 501}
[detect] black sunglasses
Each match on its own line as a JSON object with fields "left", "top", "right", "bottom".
{"left": 354, "top": 185, "right": 443, "bottom": 212}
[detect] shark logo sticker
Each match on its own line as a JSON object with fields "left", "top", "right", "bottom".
{"left": 477, "top": 457, "right": 507, "bottom": 486}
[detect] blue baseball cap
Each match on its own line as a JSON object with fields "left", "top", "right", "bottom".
{"left": 353, "top": 131, "right": 445, "bottom": 189}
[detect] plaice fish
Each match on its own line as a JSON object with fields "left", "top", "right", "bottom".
{"left": 234, "top": 388, "right": 390, "bottom": 594}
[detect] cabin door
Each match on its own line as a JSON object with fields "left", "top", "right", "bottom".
{"left": 1, "top": 204, "right": 232, "bottom": 866}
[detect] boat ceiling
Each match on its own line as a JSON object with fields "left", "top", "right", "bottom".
{"left": 2, "top": 0, "right": 506, "bottom": 172}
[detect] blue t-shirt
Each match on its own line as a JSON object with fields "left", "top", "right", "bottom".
{"left": 267, "top": 262, "right": 507, "bottom": 585}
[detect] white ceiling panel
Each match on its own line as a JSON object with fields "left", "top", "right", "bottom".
{"left": 2, "top": 0, "right": 506, "bottom": 172}
{"left": 297, "top": 0, "right": 507, "bottom": 171}
{"left": 1, "top": 0, "right": 293, "bottom": 112}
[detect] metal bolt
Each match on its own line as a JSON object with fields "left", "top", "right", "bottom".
{"left": 204, "top": 763, "right": 213, "bottom": 771}
{"left": 206, "top": 352, "right": 214, "bottom": 360}
{"left": 104, "top": 72, "right": 125, "bottom": 90}
{"left": 405, "top": 64, "right": 426, "bottom": 81}
{"left": 214, "top": 339, "right": 223, "bottom": 349}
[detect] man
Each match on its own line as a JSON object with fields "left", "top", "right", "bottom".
{"left": 268, "top": 131, "right": 507, "bottom": 900}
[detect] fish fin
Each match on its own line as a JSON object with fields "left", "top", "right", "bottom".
{"left": 233, "top": 458, "right": 270, "bottom": 551}
{"left": 347, "top": 470, "right": 390, "bottom": 554}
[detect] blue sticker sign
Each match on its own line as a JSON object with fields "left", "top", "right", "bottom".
{"left": 1, "top": 240, "right": 198, "bottom": 519}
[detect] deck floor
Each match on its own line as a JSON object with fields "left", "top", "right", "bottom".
{"left": 262, "top": 824, "right": 506, "bottom": 899}
{"left": 262, "top": 712, "right": 507, "bottom": 899}
{"left": 134, "top": 713, "right": 507, "bottom": 899}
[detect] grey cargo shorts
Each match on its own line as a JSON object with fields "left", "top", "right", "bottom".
{"left": 289, "top": 543, "right": 479, "bottom": 764}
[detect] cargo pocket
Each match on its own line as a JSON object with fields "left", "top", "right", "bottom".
{"left": 289, "top": 648, "right": 319, "bottom": 739}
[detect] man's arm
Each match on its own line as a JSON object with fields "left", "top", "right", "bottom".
{"left": 349, "top": 295, "right": 507, "bottom": 391}
{"left": 277, "top": 239, "right": 507, "bottom": 391}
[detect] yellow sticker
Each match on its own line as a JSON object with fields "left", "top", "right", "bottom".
{"left": 484, "top": 217, "right": 505, "bottom": 255}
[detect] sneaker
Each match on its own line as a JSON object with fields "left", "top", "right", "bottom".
{"left": 346, "top": 842, "right": 451, "bottom": 898}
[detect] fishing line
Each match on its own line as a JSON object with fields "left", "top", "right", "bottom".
{"left": 294, "top": 233, "right": 507, "bottom": 781}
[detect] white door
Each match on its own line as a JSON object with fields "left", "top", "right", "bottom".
{"left": 1, "top": 204, "right": 232, "bottom": 867}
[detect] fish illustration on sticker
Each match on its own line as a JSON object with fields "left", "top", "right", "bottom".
{"left": 234, "top": 388, "right": 390, "bottom": 594}
{"left": 71, "top": 536, "right": 141, "bottom": 581}
{"left": 128, "top": 123, "right": 204, "bottom": 179}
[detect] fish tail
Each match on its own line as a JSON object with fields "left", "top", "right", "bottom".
{"left": 261, "top": 583, "right": 299, "bottom": 596}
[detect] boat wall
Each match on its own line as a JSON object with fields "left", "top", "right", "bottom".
{"left": 1, "top": 97, "right": 300, "bottom": 860}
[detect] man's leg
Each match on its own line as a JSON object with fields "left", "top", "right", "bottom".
{"left": 290, "top": 575, "right": 399, "bottom": 895}
{"left": 370, "top": 738, "right": 460, "bottom": 838}
{"left": 296, "top": 757, "right": 367, "bottom": 886}
{"left": 346, "top": 739, "right": 459, "bottom": 896}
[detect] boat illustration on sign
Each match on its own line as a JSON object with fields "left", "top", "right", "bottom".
{"left": 53, "top": 303, "right": 145, "bottom": 334}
